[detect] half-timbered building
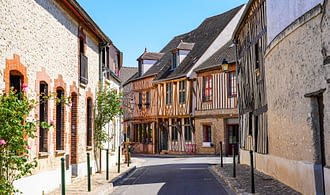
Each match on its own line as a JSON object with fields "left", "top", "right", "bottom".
{"left": 194, "top": 41, "right": 238, "bottom": 155}
{"left": 123, "top": 50, "right": 164, "bottom": 154}
{"left": 154, "top": 5, "right": 244, "bottom": 154}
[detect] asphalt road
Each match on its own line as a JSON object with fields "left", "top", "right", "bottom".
{"left": 110, "top": 156, "right": 233, "bottom": 195}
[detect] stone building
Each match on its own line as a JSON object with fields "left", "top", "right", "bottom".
{"left": 0, "top": 0, "right": 121, "bottom": 194}
{"left": 234, "top": 0, "right": 329, "bottom": 194}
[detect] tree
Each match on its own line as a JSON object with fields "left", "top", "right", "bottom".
{"left": 94, "top": 86, "right": 123, "bottom": 150}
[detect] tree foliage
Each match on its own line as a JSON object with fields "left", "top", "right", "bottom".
{"left": 94, "top": 86, "right": 123, "bottom": 150}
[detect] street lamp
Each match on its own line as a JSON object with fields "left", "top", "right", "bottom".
{"left": 221, "top": 58, "right": 229, "bottom": 72}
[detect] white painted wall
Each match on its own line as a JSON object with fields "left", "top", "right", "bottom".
{"left": 267, "top": 0, "right": 323, "bottom": 43}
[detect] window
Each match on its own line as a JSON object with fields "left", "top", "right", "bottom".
{"left": 203, "top": 125, "right": 211, "bottom": 142}
{"left": 179, "top": 80, "right": 186, "bottom": 103}
{"left": 202, "top": 76, "right": 212, "bottom": 101}
{"left": 146, "top": 91, "right": 150, "bottom": 109}
{"left": 56, "top": 88, "right": 64, "bottom": 150}
{"left": 172, "top": 52, "right": 177, "bottom": 70}
{"left": 171, "top": 119, "right": 178, "bottom": 141}
{"left": 39, "top": 82, "right": 48, "bottom": 152}
{"left": 166, "top": 83, "right": 172, "bottom": 104}
{"left": 228, "top": 72, "right": 237, "bottom": 97}
{"left": 138, "top": 92, "right": 142, "bottom": 109}
{"left": 79, "top": 30, "right": 88, "bottom": 85}
{"left": 87, "top": 98, "right": 93, "bottom": 147}
{"left": 184, "top": 118, "right": 192, "bottom": 141}
{"left": 9, "top": 71, "right": 23, "bottom": 93}
{"left": 255, "top": 43, "right": 260, "bottom": 70}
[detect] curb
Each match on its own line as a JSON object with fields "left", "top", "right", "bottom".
{"left": 211, "top": 165, "right": 243, "bottom": 195}
{"left": 111, "top": 165, "right": 137, "bottom": 186}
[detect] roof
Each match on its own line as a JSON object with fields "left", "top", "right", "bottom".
{"left": 153, "top": 5, "right": 243, "bottom": 82}
{"left": 119, "top": 66, "right": 138, "bottom": 85}
{"left": 137, "top": 49, "right": 164, "bottom": 61}
{"left": 176, "top": 41, "right": 195, "bottom": 51}
{"left": 232, "top": 0, "right": 255, "bottom": 40}
{"left": 194, "top": 41, "right": 236, "bottom": 72}
{"left": 134, "top": 33, "right": 189, "bottom": 79}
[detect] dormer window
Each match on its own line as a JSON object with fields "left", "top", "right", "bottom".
{"left": 172, "top": 52, "right": 178, "bottom": 70}
{"left": 137, "top": 48, "right": 164, "bottom": 76}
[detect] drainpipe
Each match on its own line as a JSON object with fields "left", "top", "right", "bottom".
{"left": 234, "top": 39, "right": 241, "bottom": 164}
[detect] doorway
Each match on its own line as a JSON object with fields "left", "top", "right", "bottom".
{"left": 226, "top": 124, "right": 239, "bottom": 156}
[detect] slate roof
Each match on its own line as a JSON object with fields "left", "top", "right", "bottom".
{"left": 194, "top": 41, "right": 236, "bottom": 72}
{"left": 176, "top": 41, "right": 195, "bottom": 51}
{"left": 140, "top": 33, "right": 189, "bottom": 78}
{"left": 119, "top": 66, "right": 138, "bottom": 85}
{"left": 153, "top": 5, "right": 243, "bottom": 82}
{"left": 137, "top": 49, "right": 164, "bottom": 60}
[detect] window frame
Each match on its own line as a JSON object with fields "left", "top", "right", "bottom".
{"left": 202, "top": 75, "right": 212, "bottom": 102}
{"left": 179, "top": 80, "right": 186, "bottom": 104}
{"left": 228, "top": 72, "right": 237, "bottom": 97}
{"left": 202, "top": 125, "right": 211, "bottom": 143}
{"left": 166, "top": 83, "right": 173, "bottom": 105}
{"left": 39, "top": 82, "right": 48, "bottom": 152}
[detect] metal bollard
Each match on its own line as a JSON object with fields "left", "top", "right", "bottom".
{"left": 87, "top": 153, "right": 91, "bottom": 192}
{"left": 106, "top": 149, "right": 109, "bottom": 180}
{"left": 127, "top": 146, "right": 130, "bottom": 167}
{"left": 250, "top": 150, "right": 255, "bottom": 193}
{"left": 61, "top": 158, "right": 65, "bottom": 195}
{"left": 232, "top": 145, "right": 236, "bottom": 177}
{"left": 220, "top": 141, "right": 223, "bottom": 167}
{"left": 118, "top": 146, "right": 121, "bottom": 173}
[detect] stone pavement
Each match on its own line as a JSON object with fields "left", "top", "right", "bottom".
{"left": 46, "top": 158, "right": 141, "bottom": 195}
{"left": 212, "top": 163, "right": 302, "bottom": 195}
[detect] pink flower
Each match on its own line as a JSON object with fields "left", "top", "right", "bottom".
{"left": 120, "top": 105, "right": 124, "bottom": 109}
{"left": 0, "top": 139, "right": 6, "bottom": 146}
{"left": 67, "top": 102, "right": 72, "bottom": 109}
{"left": 22, "top": 83, "right": 28, "bottom": 93}
{"left": 26, "top": 145, "right": 31, "bottom": 150}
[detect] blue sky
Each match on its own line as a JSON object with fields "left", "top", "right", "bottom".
{"left": 77, "top": 0, "right": 248, "bottom": 67}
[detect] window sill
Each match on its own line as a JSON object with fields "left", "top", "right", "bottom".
{"left": 55, "top": 150, "right": 65, "bottom": 156}
{"left": 38, "top": 152, "right": 49, "bottom": 158}
{"left": 79, "top": 82, "right": 87, "bottom": 88}
{"left": 202, "top": 142, "right": 213, "bottom": 147}
{"left": 86, "top": 146, "right": 93, "bottom": 151}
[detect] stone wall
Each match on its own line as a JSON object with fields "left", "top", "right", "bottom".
{"left": 0, "top": 0, "right": 101, "bottom": 194}
{"left": 195, "top": 116, "right": 224, "bottom": 155}
{"left": 263, "top": 5, "right": 325, "bottom": 194}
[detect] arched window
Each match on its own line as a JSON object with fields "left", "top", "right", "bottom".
{"left": 56, "top": 88, "right": 65, "bottom": 150}
{"left": 39, "top": 82, "right": 48, "bottom": 152}
{"left": 86, "top": 98, "right": 93, "bottom": 147}
{"left": 9, "top": 70, "right": 23, "bottom": 93}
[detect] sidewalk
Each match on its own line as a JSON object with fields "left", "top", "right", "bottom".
{"left": 212, "top": 163, "right": 302, "bottom": 195}
{"left": 46, "top": 158, "right": 141, "bottom": 195}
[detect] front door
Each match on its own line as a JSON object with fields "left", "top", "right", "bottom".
{"left": 161, "top": 129, "right": 168, "bottom": 151}
{"left": 227, "top": 124, "right": 239, "bottom": 156}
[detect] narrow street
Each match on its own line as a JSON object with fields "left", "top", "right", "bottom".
{"left": 111, "top": 156, "right": 233, "bottom": 195}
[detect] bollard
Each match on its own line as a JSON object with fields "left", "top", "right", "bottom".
{"left": 61, "top": 158, "right": 65, "bottom": 195}
{"left": 232, "top": 145, "right": 236, "bottom": 177}
{"left": 118, "top": 146, "right": 121, "bottom": 173}
{"left": 250, "top": 150, "right": 255, "bottom": 193}
{"left": 87, "top": 153, "right": 91, "bottom": 192}
{"left": 220, "top": 141, "right": 223, "bottom": 167}
{"left": 106, "top": 149, "right": 109, "bottom": 180}
{"left": 127, "top": 146, "right": 130, "bottom": 167}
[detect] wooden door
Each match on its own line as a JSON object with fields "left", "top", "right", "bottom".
{"left": 226, "top": 124, "right": 239, "bottom": 156}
